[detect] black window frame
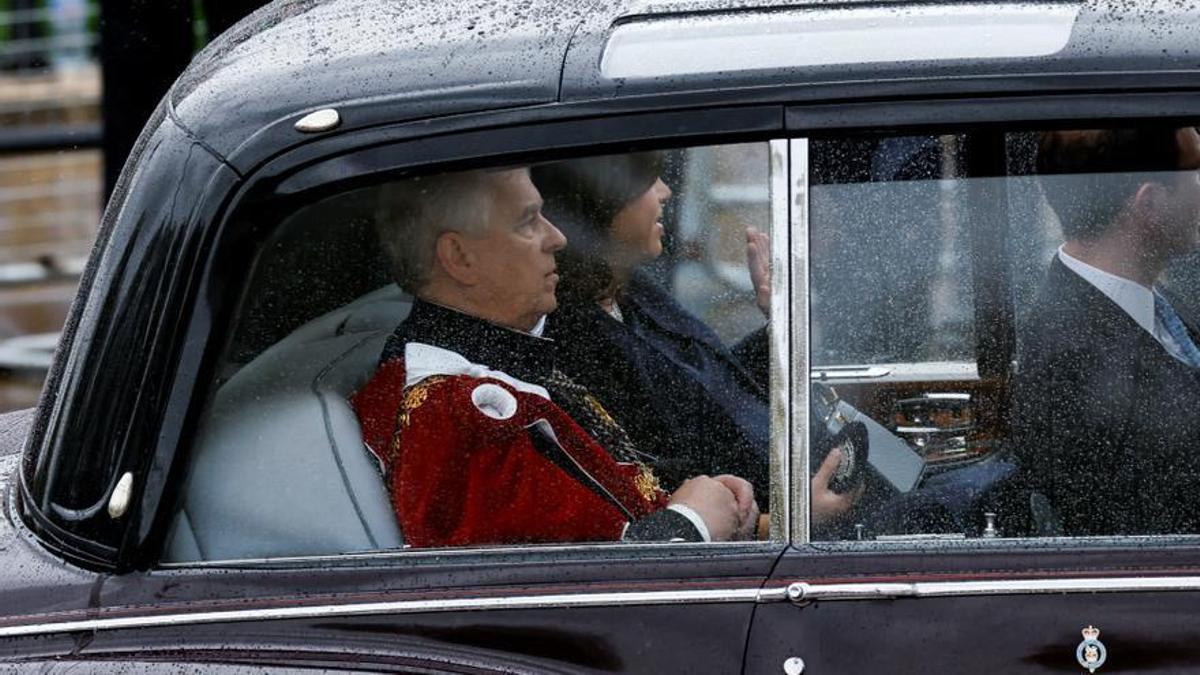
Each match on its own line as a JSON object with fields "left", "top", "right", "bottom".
{"left": 788, "top": 90, "right": 1200, "bottom": 551}
{"left": 136, "top": 104, "right": 791, "bottom": 571}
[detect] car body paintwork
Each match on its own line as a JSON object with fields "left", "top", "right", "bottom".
{"left": 3, "top": 0, "right": 1200, "bottom": 672}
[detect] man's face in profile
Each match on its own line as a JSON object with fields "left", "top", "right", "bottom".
{"left": 458, "top": 168, "right": 567, "bottom": 331}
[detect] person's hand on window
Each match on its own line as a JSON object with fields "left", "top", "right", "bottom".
{"left": 812, "top": 447, "right": 864, "bottom": 526}
{"left": 746, "top": 226, "right": 771, "bottom": 318}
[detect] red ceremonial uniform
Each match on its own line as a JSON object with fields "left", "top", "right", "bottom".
{"left": 351, "top": 341, "right": 670, "bottom": 548}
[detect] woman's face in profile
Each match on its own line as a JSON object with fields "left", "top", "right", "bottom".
{"left": 607, "top": 177, "right": 672, "bottom": 267}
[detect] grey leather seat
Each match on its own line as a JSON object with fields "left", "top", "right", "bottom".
{"left": 165, "top": 285, "right": 410, "bottom": 561}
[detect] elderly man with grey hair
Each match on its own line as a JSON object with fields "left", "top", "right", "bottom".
{"left": 351, "top": 166, "right": 756, "bottom": 548}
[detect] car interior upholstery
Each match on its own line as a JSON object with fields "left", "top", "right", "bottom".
{"left": 166, "top": 190, "right": 407, "bottom": 561}
{"left": 166, "top": 283, "right": 410, "bottom": 561}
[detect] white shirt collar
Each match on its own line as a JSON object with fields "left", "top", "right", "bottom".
{"left": 1057, "top": 245, "right": 1159, "bottom": 339}
{"left": 404, "top": 342, "right": 551, "bottom": 400}
{"left": 530, "top": 315, "right": 547, "bottom": 337}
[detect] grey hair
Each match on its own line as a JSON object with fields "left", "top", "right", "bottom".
{"left": 374, "top": 170, "right": 494, "bottom": 293}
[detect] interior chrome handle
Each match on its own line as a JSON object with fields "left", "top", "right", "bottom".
{"left": 811, "top": 366, "right": 892, "bottom": 380}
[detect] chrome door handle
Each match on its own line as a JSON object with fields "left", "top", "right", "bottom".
{"left": 811, "top": 366, "right": 892, "bottom": 380}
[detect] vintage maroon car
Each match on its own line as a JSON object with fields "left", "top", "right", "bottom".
{"left": 4, "top": 0, "right": 1200, "bottom": 672}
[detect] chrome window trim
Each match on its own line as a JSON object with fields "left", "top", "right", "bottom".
{"left": 788, "top": 575, "right": 1200, "bottom": 603}
{"left": 768, "top": 137, "right": 791, "bottom": 542}
{"left": 788, "top": 138, "right": 810, "bottom": 544}
{"left": 0, "top": 587, "right": 778, "bottom": 639}
{"left": 809, "top": 532, "right": 1200, "bottom": 553}
{"left": 7, "top": 574, "right": 1200, "bottom": 638}
{"left": 158, "top": 540, "right": 780, "bottom": 570}
{"left": 601, "top": 3, "right": 1082, "bottom": 80}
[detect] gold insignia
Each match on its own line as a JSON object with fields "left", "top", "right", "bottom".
{"left": 390, "top": 376, "right": 448, "bottom": 460}
{"left": 396, "top": 376, "right": 445, "bottom": 428}
{"left": 585, "top": 394, "right": 618, "bottom": 427}
{"left": 634, "top": 463, "right": 662, "bottom": 503}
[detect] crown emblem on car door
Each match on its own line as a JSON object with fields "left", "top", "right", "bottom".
{"left": 1076, "top": 625, "right": 1107, "bottom": 673}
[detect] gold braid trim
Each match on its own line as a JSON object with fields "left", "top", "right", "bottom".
{"left": 634, "top": 464, "right": 663, "bottom": 504}
{"left": 585, "top": 394, "right": 617, "bottom": 426}
{"left": 390, "top": 376, "right": 448, "bottom": 456}
{"left": 586, "top": 393, "right": 661, "bottom": 503}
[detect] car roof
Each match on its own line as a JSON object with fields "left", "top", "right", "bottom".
{"left": 170, "top": 0, "right": 1200, "bottom": 164}
{"left": 169, "top": 0, "right": 596, "bottom": 163}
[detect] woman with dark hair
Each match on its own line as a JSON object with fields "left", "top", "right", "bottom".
{"left": 532, "top": 152, "right": 860, "bottom": 525}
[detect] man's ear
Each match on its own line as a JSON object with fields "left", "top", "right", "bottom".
{"left": 1132, "top": 181, "right": 1168, "bottom": 220}
{"left": 434, "top": 231, "right": 478, "bottom": 286}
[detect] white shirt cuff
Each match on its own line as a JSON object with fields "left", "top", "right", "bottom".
{"left": 667, "top": 504, "right": 711, "bottom": 542}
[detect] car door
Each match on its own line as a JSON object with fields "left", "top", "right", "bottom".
{"left": 746, "top": 101, "right": 1200, "bottom": 673}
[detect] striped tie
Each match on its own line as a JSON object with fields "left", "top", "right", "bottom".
{"left": 1154, "top": 291, "right": 1200, "bottom": 369}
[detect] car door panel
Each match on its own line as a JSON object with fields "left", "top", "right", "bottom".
{"left": 77, "top": 604, "right": 758, "bottom": 673}
{"left": 750, "top": 545, "right": 1200, "bottom": 673}
{"left": 86, "top": 549, "right": 781, "bottom": 673}
{"left": 747, "top": 588, "right": 1200, "bottom": 673}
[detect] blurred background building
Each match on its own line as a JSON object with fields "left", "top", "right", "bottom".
{"left": 0, "top": 0, "right": 261, "bottom": 410}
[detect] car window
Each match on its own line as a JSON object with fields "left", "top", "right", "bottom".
{"left": 671, "top": 143, "right": 770, "bottom": 345}
{"left": 806, "top": 125, "right": 1200, "bottom": 542}
{"left": 810, "top": 135, "right": 974, "bottom": 367}
{"left": 165, "top": 142, "right": 784, "bottom": 562}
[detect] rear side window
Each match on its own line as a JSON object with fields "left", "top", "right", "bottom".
{"left": 165, "top": 142, "right": 786, "bottom": 562}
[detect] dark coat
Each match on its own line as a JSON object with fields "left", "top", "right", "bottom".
{"left": 548, "top": 273, "right": 771, "bottom": 505}
{"left": 1012, "top": 257, "right": 1200, "bottom": 535}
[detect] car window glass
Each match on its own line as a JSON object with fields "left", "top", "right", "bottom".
{"left": 165, "top": 142, "right": 782, "bottom": 562}
{"left": 807, "top": 125, "right": 1200, "bottom": 542}
{"left": 810, "top": 135, "right": 974, "bottom": 367}
{"left": 671, "top": 143, "right": 769, "bottom": 344}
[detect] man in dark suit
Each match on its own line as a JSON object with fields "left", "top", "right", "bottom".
{"left": 1014, "top": 127, "right": 1200, "bottom": 535}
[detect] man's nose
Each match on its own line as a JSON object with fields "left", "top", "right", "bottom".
{"left": 544, "top": 218, "right": 568, "bottom": 252}
{"left": 657, "top": 178, "right": 673, "bottom": 201}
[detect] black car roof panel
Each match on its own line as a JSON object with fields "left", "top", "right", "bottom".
{"left": 169, "top": 0, "right": 1200, "bottom": 168}
{"left": 169, "top": 0, "right": 596, "bottom": 163}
